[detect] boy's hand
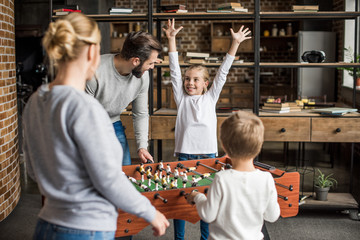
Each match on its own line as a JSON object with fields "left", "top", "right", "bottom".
{"left": 162, "top": 18, "right": 183, "bottom": 39}
{"left": 230, "top": 25, "right": 252, "bottom": 45}
{"left": 185, "top": 191, "right": 199, "bottom": 205}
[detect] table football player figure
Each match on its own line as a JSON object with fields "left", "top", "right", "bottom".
{"left": 166, "top": 164, "right": 172, "bottom": 182}
{"left": 174, "top": 167, "right": 179, "bottom": 179}
{"left": 139, "top": 163, "right": 146, "bottom": 182}
{"left": 161, "top": 175, "right": 168, "bottom": 189}
{"left": 146, "top": 168, "right": 152, "bottom": 187}
{"left": 170, "top": 179, "right": 177, "bottom": 189}
{"left": 154, "top": 170, "right": 160, "bottom": 191}
{"left": 158, "top": 161, "right": 164, "bottom": 178}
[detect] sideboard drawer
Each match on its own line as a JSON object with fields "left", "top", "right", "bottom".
{"left": 151, "top": 116, "right": 176, "bottom": 139}
{"left": 261, "top": 117, "right": 311, "bottom": 142}
{"left": 311, "top": 118, "right": 360, "bottom": 142}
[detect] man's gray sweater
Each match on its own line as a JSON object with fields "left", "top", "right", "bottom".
{"left": 86, "top": 54, "right": 149, "bottom": 150}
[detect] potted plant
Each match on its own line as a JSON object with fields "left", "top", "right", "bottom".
{"left": 314, "top": 169, "right": 338, "bottom": 201}
{"left": 339, "top": 47, "right": 360, "bottom": 89}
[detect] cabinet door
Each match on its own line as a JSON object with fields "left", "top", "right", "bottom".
{"left": 311, "top": 118, "right": 360, "bottom": 142}
{"left": 261, "top": 117, "right": 311, "bottom": 142}
{"left": 150, "top": 116, "right": 176, "bottom": 139}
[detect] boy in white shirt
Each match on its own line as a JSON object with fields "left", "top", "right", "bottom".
{"left": 186, "top": 111, "right": 280, "bottom": 240}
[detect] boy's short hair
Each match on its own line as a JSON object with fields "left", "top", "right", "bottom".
{"left": 220, "top": 111, "right": 264, "bottom": 159}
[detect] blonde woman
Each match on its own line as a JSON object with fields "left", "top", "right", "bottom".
{"left": 163, "top": 19, "right": 251, "bottom": 240}
{"left": 22, "top": 13, "right": 169, "bottom": 239}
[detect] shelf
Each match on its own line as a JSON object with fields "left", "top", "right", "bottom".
{"left": 300, "top": 192, "right": 358, "bottom": 210}
{"left": 52, "top": 11, "right": 360, "bottom": 22}
{"left": 260, "top": 11, "right": 360, "bottom": 19}
{"left": 156, "top": 62, "right": 360, "bottom": 68}
{"left": 53, "top": 14, "right": 147, "bottom": 22}
{"left": 153, "top": 12, "right": 254, "bottom": 20}
{"left": 155, "top": 62, "right": 255, "bottom": 68}
{"left": 260, "top": 62, "right": 360, "bottom": 68}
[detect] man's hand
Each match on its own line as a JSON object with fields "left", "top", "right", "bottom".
{"left": 138, "top": 148, "right": 154, "bottom": 163}
{"left": 150, "top": 210, "right": 170, "bottom": 236}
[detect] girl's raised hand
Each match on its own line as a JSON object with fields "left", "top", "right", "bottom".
{"left": 162, "top": 18, "right": 183, "bottom": 39}
{"left": 230, "top": 25, "right": 252, "bottom": 45}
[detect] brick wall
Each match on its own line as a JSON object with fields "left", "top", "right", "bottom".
{"left": 0, "top": 0, "right": 20, "bottom": 222}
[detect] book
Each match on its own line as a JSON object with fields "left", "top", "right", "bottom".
{"left": 189, "top": 59, "right": 206, "bottom": 64}
{"left": 206, "top": 10, "right": 232, "bottom": 13}
{"left": 218, "top": 6, "right": 244, "bottom": 10}
{"left": 186, "top": 52, "right": 210, "bottom": 58}
{"left": 232, "top": 8, "right": 249, "bottom": 12}
{"left": 262, "top": 106, "right": 290, "bottom": 111}
{"left": 109, "top": 8, "right": 133, "bottom": 14}
{"left": 261, "top": 109, "right": 290, "bottom": 114}
{"left": 53, "top": 9, "right": 81, "bottom": 12}
{"left": 161, "top": 4, "right": 186, "bottom": 11}
{"left": 263, "top": 102, "right": 290, "bottom": 108}
{"left": 53, "top": 4, "right": 79, "bottom": 10}
{"left": 217, "top": 2, "right": 242, "bottom": 8}
{"left": 163, "top": 9, "right": 188, "bottom": 13}
{"left": 292, "top": 5, "right": 319, "bottom": 10}
{"left": 54, "top": 11, "right": 71, "bottom": 15}
{"left": 312, "top": 107, "right": 358, "bottom": 114}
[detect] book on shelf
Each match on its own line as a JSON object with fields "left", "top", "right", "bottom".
{"left": 292, "top": 5, "right": 319, "bottom": 12}
{"left": 206, "top": 10, "right": 232, "bottom": 13}
{"left": 188, "top": 58, "right": 206, "bottom": 64}
{"left": 161, "top": 4, "right": 186, "bottom": 11}
{"left": 109, "top": 8, "right": 133, "bottom": 14}
{"left": 311, "top": 107, "right": 358, "bottom": 115}
{"left": 186, "top": 52, "right": 210, "bottom": 58}
{"left": 54, "top": 11, "right": 72, "bottom": 15}
{"left": 217, "top": 2, "right": 242, "bottom": 8}
{"left": 262, "top": 106, "right": 290, "bottom": 111}
{"left": 232, "top": 8, "right": 248, "bottom": 12}
{"left": 260, "top": 109, "right": 290, "bottom": 114}
{"left": 53, "top": 8, "right": 81, "bottom": 13}
{"left": 53, "top": 4, "right": 79, "bottom": 10}
{"left": 163, "top": 9, "right": 188, "bottom": 13}
{"left": 263, "top": 102, "right": 290, "bottom": 108}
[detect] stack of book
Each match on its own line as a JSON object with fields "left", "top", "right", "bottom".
{"left": 109, "top": 7, "right": 133, "bottom": 15}
{"left": 261, "top": 102, "right": 290, "bottom": 113}
{"left": 217, "top": 2, "right": 248, "bottom": 12}
{"left": 288, "top": 102, "right": 303, "bottom": 112}
{"left": 292, "top": 5, "right": 319, "bottom": 12}
{"left": 53, "top": 5, "right": 81, "bottom": 15}
{"left": 185, "top": 52, "right": 210, "bottom": 64}
{"left": 161, "top": 4, "right": 188, "bottom": 13}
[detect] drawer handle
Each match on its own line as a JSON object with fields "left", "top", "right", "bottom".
{"left": 335, "top": 128, "right": 341, "bottom": 133}
{"left": 280, "top": 128, "right": 286, "bottom": 133}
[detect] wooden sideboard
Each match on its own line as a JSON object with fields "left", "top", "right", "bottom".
{"left": 121, "top": 109, "right": 360, "bottom": 143}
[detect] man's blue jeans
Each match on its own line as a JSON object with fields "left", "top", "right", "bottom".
{"left": 33, "top": 218, "right": 115, "bottom": 240}
{"left": 173, "top": 153, "right": 216, "bottom": 240}
{"left": 113, "top": 121, "right": 131, "bottom": 166}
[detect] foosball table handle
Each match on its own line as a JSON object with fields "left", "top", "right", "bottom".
{"left": 154, "top": 193, "right": 168, "bottom": 203}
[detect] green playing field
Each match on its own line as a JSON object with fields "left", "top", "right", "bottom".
{"left": 131, "top": 172, "right": 216, "bottom": 192}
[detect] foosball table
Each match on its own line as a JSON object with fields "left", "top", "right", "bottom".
{"left": 116, "top": 155, "right": 300, "bottom": 237}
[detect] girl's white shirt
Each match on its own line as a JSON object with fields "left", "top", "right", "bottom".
{"left": 169, "top": 52, "right": 235, "bottom": 155}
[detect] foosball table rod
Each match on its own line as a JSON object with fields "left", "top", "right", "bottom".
{"left": 154, "top": 193, "right": 168, "bottom": 203}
